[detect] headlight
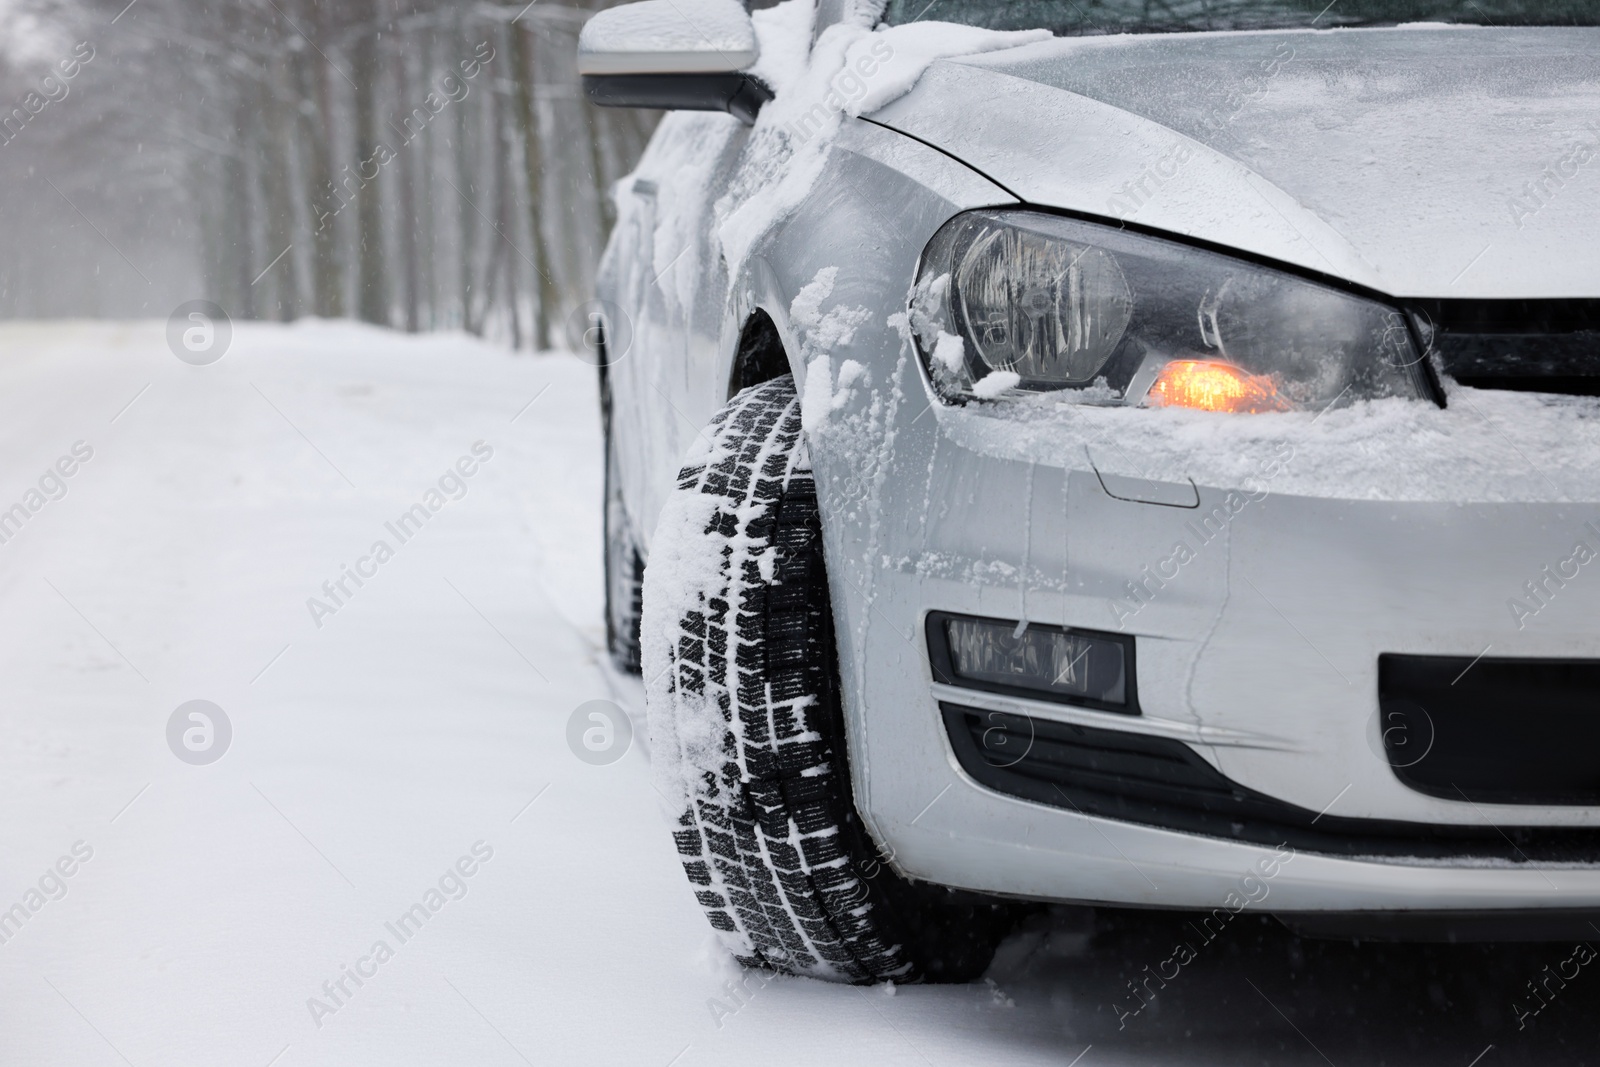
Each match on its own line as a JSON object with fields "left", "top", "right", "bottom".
{"left": 911, "top": 210, "right": 1432, "bottom": 412}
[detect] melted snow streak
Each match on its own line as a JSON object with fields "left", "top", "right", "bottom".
{"left": 641, "top": 379, "right": 913, "bottom": 983}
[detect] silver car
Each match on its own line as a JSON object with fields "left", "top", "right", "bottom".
{"left": 578, "top": 0, "right": 1600, "bottom": 984}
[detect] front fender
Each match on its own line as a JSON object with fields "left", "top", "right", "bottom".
{"left": 726, "top": 116, "right": 1015, "bottom": 867}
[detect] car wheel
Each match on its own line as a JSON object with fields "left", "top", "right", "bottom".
{"left": 602, "top": 374, "right": 644, "bottom": 674}
{"left": 642, "top": 375, "right": 1019, "bottom": 983}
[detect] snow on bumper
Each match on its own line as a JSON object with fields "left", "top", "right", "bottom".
{"left": 809, "top": 348, "right": 1600, "bottom": 912}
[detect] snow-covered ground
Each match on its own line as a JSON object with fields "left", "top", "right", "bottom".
{"left": 0, "top": 320, "right": 1591, "bottom": 1066}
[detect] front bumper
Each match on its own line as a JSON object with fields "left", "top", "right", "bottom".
{"left": 809, "top": 343, "right": 1600, "bottom": 914}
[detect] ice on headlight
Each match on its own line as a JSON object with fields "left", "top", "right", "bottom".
{"left": 914, "top": 209, "right": 1432, "bottom": 411}
{"left": 954, "top": 225, "right": 1132, "bottom": 384}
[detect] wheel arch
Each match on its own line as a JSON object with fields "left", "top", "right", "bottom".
{"left": 726, "top": 308, "right": 791, "bottom": 399}
{"left": 723, "top": 253, "right": 815, "bottom": 402}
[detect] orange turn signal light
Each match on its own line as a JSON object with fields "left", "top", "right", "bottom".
{"left": 1144, "top": 359, "right": 1291, "bottom": 414}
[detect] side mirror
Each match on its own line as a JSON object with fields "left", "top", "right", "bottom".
{"left": 577, "top": 0, "right": 772, "bottom": 124}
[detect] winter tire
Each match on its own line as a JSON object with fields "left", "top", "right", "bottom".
{"left": 642, "top": 375, "right": 1018, "bottom": 983}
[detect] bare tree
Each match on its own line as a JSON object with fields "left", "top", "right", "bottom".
{"left": 0, "top": 0, "right": 659, "bottom": 347}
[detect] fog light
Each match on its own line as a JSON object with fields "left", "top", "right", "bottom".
{"left": 926, "top": 612, "right": 1136, "bottom": 713}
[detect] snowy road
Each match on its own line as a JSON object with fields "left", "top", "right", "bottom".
{"left": 0, "top": 321, "right": 1592, "bottom": 1066}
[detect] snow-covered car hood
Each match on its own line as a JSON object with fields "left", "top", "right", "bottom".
{"left": 869, "top": 25, "right": 1600, "bottom": 299}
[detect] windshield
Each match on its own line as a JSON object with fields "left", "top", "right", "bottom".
{"left": 880, "top": 0, "right": 1600, "bottom": 34}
